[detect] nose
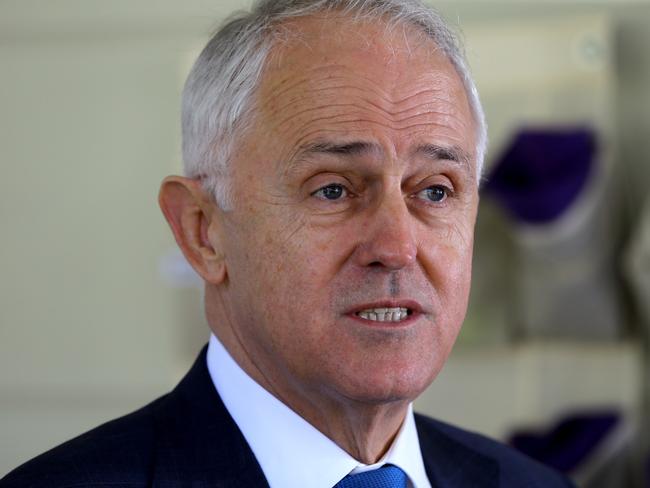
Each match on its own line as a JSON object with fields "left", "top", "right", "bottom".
{"left": 353, "top": 190, "right": 417, "bottom": 270}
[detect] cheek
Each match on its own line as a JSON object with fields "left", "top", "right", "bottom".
{"left": 239, "top": 211, "right": 338, "bottom": 309}
{"left": 422, "top": 219, "right": 474, "bottom": 312}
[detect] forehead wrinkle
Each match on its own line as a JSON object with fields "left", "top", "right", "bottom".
{"left": 258, "top": 60, "right": 456, "bottom": 114}
{"left": 272, "top": 102, "right": 460, "bottom": 135}
{"left": 265, "top": 71, "right": 455, "bottom": 106}
{"left": 277, "top": 109, "right": 471, "bottom": 146}
{"left": 268, "top": 86, "right": 469, "bottom": 136}
{"left": 257, "top": 74, "right": 320, "bottom": 114}
{"left": 258, "top": 65, "right": 366, "bottom": 104}
{"left": 259, "top": 77, "right": 392, "bottom": 119}
{"left": 276, "top": 118, "right": 467, "bottom": 167}
{"left": 272, "top": 88, "right": 459, "bottom": 121}
{"left": 260, "top": 73, "right": 468, "bottom": 139}
{"left": 277, "top": 127, "right": 476, "bottom": 186}
{"left": 270, "top": 108, "right": 472, "bottom": 172}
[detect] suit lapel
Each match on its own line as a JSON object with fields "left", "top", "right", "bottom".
{"left": 415, "top": 414, "right": 499, "bottom": 488}
{"left": 150, "top": 346, "right": 270, "bottom": 487}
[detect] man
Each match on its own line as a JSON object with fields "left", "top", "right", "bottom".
{"left": 2, "top": 0, "right": 574, "bottom": 486}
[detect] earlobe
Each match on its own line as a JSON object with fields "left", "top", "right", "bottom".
{"left": 158, "top": 176, "right": 227, "bottom": 284}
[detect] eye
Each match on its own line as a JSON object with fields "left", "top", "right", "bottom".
{"left": 312, "top": 183, "right": 348, "bottom": 201}
{"left": 417, "top": 185, "right": 449, "bottom": 203}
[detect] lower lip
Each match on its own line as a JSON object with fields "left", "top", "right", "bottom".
{"left": 345, "top": 311, "right": 421, "bottom": 328}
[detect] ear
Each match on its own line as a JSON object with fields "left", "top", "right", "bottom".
{"left": 158, "top": 176, "right": 227, "bottom": 284}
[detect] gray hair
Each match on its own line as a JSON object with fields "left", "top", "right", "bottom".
{"left": 181, "top": 0, "right": 487, "bottom": 208}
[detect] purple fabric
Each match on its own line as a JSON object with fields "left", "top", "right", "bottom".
{"left": 509, "top": 411, "right": 619, "bottom": 473}
{"left": 485, "top": 128, "right": 596, "bottom": 224}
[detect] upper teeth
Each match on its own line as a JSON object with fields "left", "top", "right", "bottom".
{"left": 357, "top": 307, "right": 409, "bottom": 322}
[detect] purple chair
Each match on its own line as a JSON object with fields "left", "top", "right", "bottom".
{"left": 485, "top": 128, "right": 595, "bottom": 225}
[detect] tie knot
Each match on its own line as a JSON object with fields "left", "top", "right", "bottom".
{"left": 334, "top": 464, "right": 408, "bottom": 488}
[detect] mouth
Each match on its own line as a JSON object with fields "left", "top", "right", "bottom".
{"left": 348, "top": 301, "right": 422, "bottom": 324}
{"left": 356, "top": 307, "right": 411, "bottom": 323}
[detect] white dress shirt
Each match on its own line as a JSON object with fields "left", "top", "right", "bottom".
{"left": 207, "top": 334, "right": 432, "bottom": 488}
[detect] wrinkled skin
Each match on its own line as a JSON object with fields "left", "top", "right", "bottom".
{"left": 163, "top": 14, "right": 479, "bottom": 463}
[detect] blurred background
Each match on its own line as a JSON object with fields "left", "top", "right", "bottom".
{"left": 1, "top": 0, "right": 649, "bottom": 485}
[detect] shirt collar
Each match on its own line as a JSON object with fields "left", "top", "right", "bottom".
{"left": 206, "top": 334, "right": 431, "bottom": 488}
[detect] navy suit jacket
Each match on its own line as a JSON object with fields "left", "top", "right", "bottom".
{"left": 2, "top": 347, "right": 574, "bottom": 487}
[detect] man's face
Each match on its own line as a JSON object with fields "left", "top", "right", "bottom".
{"left": 216, "top": 17, "right": 479, "bottom": 409}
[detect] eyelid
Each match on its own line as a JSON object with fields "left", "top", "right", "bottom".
{"left": 306, "top": 172, "right": 355, "bottom": 193}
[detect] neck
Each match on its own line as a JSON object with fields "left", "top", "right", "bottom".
{"left": 308, "top": 397, "right": 409, "bottom": 463}
{"left": 205, "top": 285, "right": 410, "bottom": 463}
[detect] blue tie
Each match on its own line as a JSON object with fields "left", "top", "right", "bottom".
{"left": 334, "top": 464, "right": 408, "bottom": 488}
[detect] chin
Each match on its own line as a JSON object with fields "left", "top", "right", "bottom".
{"left": 334, "top": 363, "right": 439, "bottom": 406}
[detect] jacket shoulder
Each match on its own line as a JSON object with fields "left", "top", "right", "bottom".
{"left": 0, "top": 395, "right": 168, "bottom": 488}
{"left": 415, "top": 413, "right": 576, "bottom": 487}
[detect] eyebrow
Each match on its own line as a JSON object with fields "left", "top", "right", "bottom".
{"left": 297, "top": 140, "right": 381, "bottom": 157}
{"left": 287, "top": 140, "right": 473, "bottom": 174}
{"left": 285, "top": 140, "right": 381, "bottom": 176}
{"left": 414, "top": 144, "right": 472, "bottom": 166}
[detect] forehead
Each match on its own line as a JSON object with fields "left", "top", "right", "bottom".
{"left": 249, "top": 14, "right": 476, "bottom": 164}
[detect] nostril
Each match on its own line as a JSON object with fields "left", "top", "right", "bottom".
{"left": 368, "top": 261, "right": 383, "bottom": 267}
